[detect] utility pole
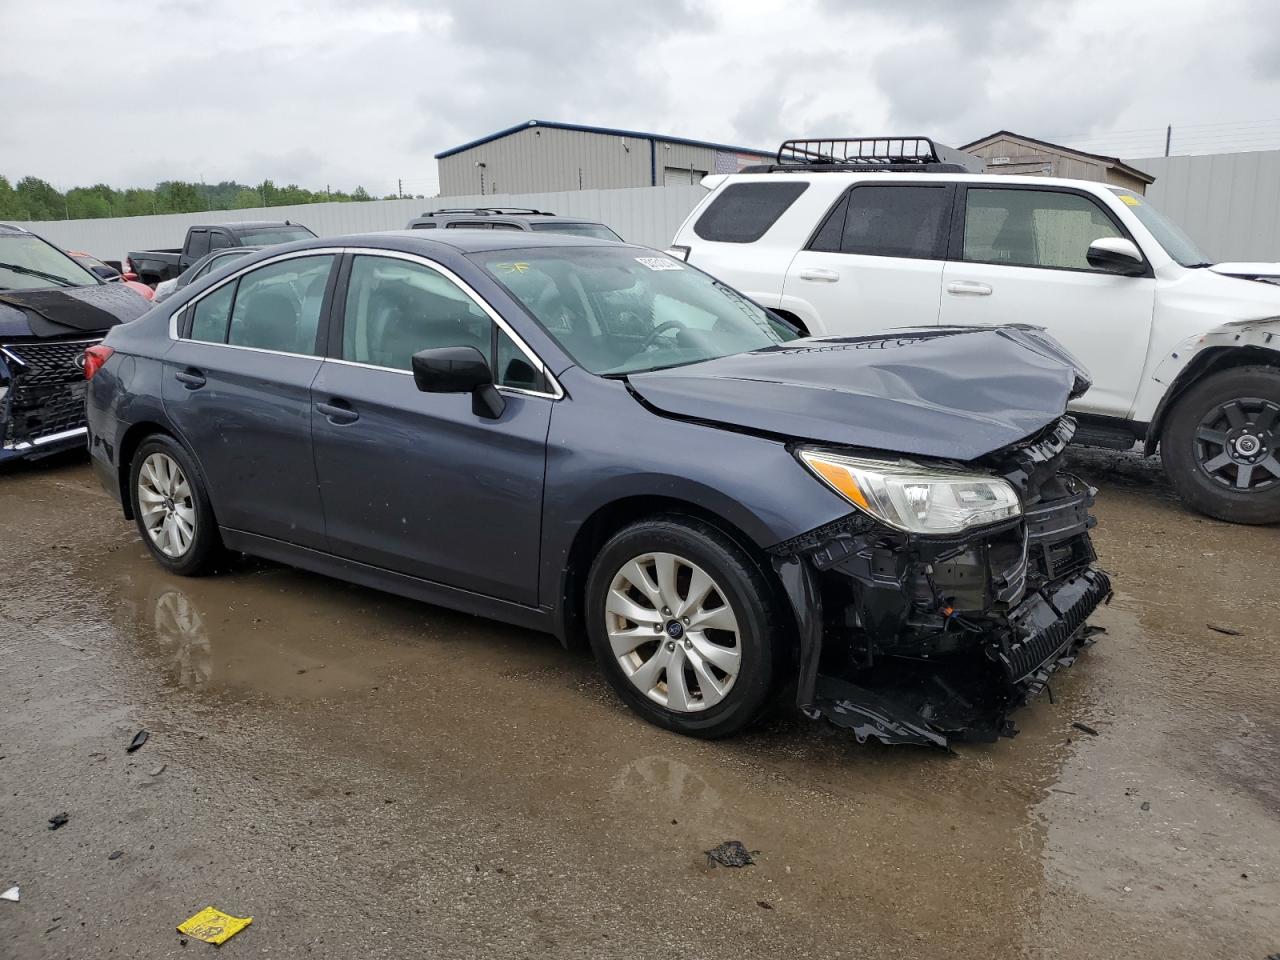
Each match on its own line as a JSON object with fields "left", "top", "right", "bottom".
{"left": 398, "top": 178, "right": 403, "bottom": 199}
{"left": 1165, "top": 125, "right": 1172, "bottom": 157}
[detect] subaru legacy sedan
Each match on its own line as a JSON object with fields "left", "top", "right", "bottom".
{"left": 85, "top": 231, "right": 1109, "bottom": 746}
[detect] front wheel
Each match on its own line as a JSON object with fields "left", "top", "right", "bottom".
{"left": 1161, "top": 365, "right": 1280, "bottom": 524}
{"left": 584, "top": 516, "right": 784, "bottom": 738}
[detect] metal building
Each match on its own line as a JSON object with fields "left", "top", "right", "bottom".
{"left": 960, "top": 130, "right": 1155, "bottom": 194}
{"left": 434, "top": 120, "right": 773, "bottom": 197}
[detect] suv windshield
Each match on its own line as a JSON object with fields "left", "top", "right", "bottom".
{"left": 1110, "top": 190, "right": 1211, "bottom": 267}
{"left": 529, "top": 222, "right": 623, "bottom": 242}
{"left": 474, "top": 246, "right": 797, "bottom": 375}
{"left": 236, "top": 226, "right": 315, "bottom": 245}
{"left": 0, "top": 234, "right": 99, "bottom": 290}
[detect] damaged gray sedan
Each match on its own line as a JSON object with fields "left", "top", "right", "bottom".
{"left": 85, "top": 231, "right": 1108, "bottom": 747}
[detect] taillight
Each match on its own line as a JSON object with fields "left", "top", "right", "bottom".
{"left": 83, "top": 345, "right": 114, "bottom": 381}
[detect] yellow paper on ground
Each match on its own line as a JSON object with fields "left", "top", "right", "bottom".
{"left": 177, "top": 907, "right": 253, "bottom": 945}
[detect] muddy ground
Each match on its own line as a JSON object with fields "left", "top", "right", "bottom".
{"left": 1, "top": 450, "right": 1277, "bottom": 959}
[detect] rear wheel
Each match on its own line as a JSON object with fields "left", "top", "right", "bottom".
{"left": 585, "top": 516, "right": 783, "bottom": 738}
{"left": 128, "top": 435, "right": 223, "bottom": 575}
{"left": 1161, "top": 366, "right": 1280, "bottom": 524}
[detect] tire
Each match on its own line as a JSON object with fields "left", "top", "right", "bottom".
{"left": 584, "top": 515, "right": 784, "bottom": 738}
{"left": 128, "top": 434, "right": 224, "bottom": 575}
{"left": 1161, "top": 365, "right": 1280, "bottom": 524}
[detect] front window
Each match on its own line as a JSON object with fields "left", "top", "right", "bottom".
{"left": 0, "top": 234, "right": 99, "bottom": 290}
{"left": 1110, "top": 189, "right": 1211, "bottom": 267}
{"left": 529, "top": 222, "right": 623, "bottom": 242}
{"left": 962, "top": 188, "right": 1124, "bottom": 271}
{"left": 473, "top": 246, "right": 798, "bottom": 376}
{"left": 235, "top": 226, "right": 316, "bottom": 245}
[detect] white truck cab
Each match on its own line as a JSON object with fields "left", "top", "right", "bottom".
{"left": 668, "top": 137, "right": 1280, "bottom": 524}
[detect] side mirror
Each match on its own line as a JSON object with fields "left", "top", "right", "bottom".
{"left": 1087, "top": 237, "right": 1146, "bottom": 276}
{"left": 410, "top": 345, "right": 506, "bottom": 419}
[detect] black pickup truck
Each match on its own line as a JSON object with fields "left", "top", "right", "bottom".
{"left": 126, "top": 220, "right": 315, "bottom": 286}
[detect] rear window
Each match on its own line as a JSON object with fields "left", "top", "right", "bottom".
{"left": 693, "top": 182, "right": 808, "bottom": 243}
{"left": 236, "top": 226, "right": 315, "bottom": 245}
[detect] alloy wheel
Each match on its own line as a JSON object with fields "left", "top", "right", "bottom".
{"left": 1194, "top": 397, "right": 1280, "bottom": 491}
{"left": 604, "top": 551, "right": 741, "bottom": 713}
{"left": 137, "top": 452, "right": 197, "bottom": 558}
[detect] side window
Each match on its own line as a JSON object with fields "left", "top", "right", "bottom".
{"left": 445, "top": 221, "right": 490, "bottom": 230}
{"left": 341, "top": 256, "right": 492, "bottom": 371}
{"left": 411, "top": 222, "right": 437, "bottom": 229}
{"left": 837, "top": 185, "right": 951, "bottom": 259}
{"left": 186, "top": 230, "right": 210, "bottom": 259}
{"left": 189, "top": 282, "right": 235, "bottom": 343}
{"left": 208, "top": 232, "right": 233, "bottom": 251}
{"left": 963, "top": 189, "right": 1123, "bottom": 270}
{"left": 495, "top": 327, "right": 544, "bottom": 391}
{"left": 693, "top": 182, "right": 809, "bottom": 243}
{"left": 490, "top": 222, "right": 523, "bottom": 231}
{"left": 226, "top": 255, "right": 334, "bottom": 355}
{"left": 809, "top": 193, "right": 850, "bottom": 253}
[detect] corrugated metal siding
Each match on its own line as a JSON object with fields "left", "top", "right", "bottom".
{"left": 8, "top": 186, "right": 708, "bottom": 264}
{"left": 440, "top": 126, "right": 654, "bottom": 195}
{"left": 1131, "top": 150, "right": 1280, "bottom": 261}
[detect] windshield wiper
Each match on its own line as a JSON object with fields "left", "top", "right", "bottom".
{"left": 0, "top": 262, "right": 79, "bottom": 287}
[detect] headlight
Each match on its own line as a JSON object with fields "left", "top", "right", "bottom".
{"left": 798, "top": 448, "right": 1022, "bottom": 534}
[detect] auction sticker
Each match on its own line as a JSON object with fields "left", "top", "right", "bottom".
{"left": 635, "top": 256, "right": 683, "bottom": 271}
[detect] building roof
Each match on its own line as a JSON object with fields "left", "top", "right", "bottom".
{"left": 435, "top": 120, "right": 774, "bottom": 160}
{"left": 959, "top": 130, "right": 1155, "bottom": 184}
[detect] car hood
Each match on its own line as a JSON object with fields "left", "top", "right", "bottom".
{"left": 1209, "top": 261, "right": 1280, "bottom": 283}
{"left": 626, "top": 327, "right": 1089, "bottom": 461}
{"left": 0, "top": 282, "right": 151, "bottom": 339}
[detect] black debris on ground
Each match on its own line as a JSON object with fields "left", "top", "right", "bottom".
{"left": 47, "top": 812, "right": 69, "bottom": 831}
{"left": 1140, "top": 801, "right": 1151, "bottom": 811}
{"left": 1206, "top": 622, "right": 1243, "bottom": 636}
{"left": 126, "top": 730, "right": 149, "bottom": 753}
{"left": 108, "top": 850, "right": 123, "bottom": 860}
{"left": 1072, "top": 722, "right": 1100, "bottom": 737}
{"left": 705, "top": 840, "right": 754, "bottom": 868}
{"left": 757, "top": 900, "right": 774, "bottom": 910}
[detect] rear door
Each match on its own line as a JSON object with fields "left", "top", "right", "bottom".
{"left": 782, "top": 182, "right": 953, "bottom": 334}
{"left": 937, "top": 185, "right": 1156, "bottom": 417}
{"left": 310, "top": 252, "right": 554, "bottom": 605}
{"left": 162, "top": 250, "right": 338, "bottom": 547}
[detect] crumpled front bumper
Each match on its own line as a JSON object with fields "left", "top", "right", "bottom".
{"left": 1, "top": 339, "right": 96, "bottom": 463}
{"left": 770, "top": 419, "right": 1112, "bottom": 748}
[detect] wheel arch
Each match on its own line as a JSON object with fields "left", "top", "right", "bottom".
{"left": 555, "top": 494, "right": 793, "bottom": 651}
{"left": 1145, "top": 345, "right": 1280, "bottom": 454}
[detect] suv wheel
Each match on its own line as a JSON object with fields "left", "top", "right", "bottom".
{"left": 1162, "top": 365, "right": 1280, "bottom": 524}
{"left": 128, "top": 435, "right": 223, "bottom": 575}
{"left": 585, "top": 516, "right": 783, "bottom": 738}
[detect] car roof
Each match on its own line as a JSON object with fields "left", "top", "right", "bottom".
{"left": 0, "top": 223, "right": 31, "bottom": 236}
{"left": 203, "top": 221, "right": 307, "bottom": 234}
{"left": 412, "top": 212, "right": 603, "bottom": 223}
{"left": 717, "top": 170, "right": 1120, "bottom": 193}
{"left": 314, "top": 229, "right": 629, "bottom": 255}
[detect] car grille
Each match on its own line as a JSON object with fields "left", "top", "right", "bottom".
{"left": 1000, "top": 567, "right": 1111, "bottom": 684}
{"left": 1, "top": 339, "right": 99, "bottom": 447}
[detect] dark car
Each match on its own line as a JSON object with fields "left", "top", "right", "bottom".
{"left": 126, "top": 221, "right": 315, "bottom": 286}
{"left": 152, "top": 246, "right": 262, "bottom": 303}
{"left": 406, "top": 207, "right": 622, "bottom": 241}
{"left": 84, "top": 231, "right": 1109, "bottom": 746}
{"left": 1, "top": 223, "right": 152, "bottom": 463}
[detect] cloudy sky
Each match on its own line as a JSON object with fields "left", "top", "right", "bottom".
{"left": 2, "top": 0, "right": 1277, "bottom": 194}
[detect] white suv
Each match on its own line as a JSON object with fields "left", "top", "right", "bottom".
{"left": 668, "top": 137, "right": 1280, "bottom": 524}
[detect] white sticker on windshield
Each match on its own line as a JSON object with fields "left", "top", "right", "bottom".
{"left": 634, "top": 256, "right": 683, "bottom": 271}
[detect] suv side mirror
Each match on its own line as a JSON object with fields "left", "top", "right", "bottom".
{"left": 411, "top": 345, "right": 506, "bottom": 419}
{"left": 1087, "top": 237, "right": 1146, "bottom": 276}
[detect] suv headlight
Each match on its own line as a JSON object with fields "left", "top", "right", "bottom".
{"left": 798, "top": 448, "right": 1022, "bottom": 535}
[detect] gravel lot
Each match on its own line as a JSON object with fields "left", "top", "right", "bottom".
{"left": 1, "top": 449, "right": 1277, "bottom": 959}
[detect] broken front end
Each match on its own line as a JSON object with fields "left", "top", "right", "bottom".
{"left": 773, "top": 417, "right": 1110, "bottom": 748}
{"left": 0, "top": 337, "right": 100, "bottom": 463}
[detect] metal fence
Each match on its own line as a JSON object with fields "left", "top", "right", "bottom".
{"left": 8, "top": 185, "right": 708, "bottom": 265}
{"left": 1131, "top": 149, "right": 1280, "bottom": 262}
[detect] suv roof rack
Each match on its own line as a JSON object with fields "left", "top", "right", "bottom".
{"left": 421, "top": 207, "right": 556, "bottom": 217}
{"left": 738, "top": 136, "right": 985, "bottom": 175}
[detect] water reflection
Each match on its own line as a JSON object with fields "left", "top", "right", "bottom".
{"left": 149, "top": 586, "right": 213, "bottom": 689}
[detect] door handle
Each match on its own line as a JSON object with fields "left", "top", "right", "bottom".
{"left": 798, "top": 268, "right": 840, "bottom": 283}
{"left": 174, "top": 368, "right": 206, "bottom": 389}
{"left": 946, "top": 280, "right": 993, "bottom": 296}
{"left": 316, "top": 399, "right": 359, "bottom": 425}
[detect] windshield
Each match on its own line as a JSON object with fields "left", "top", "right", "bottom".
{"left": 529, "top": 222, "right": 623, "bottom": 242}
{"left": 236, "top": 226, "right": 315, "bottom": 245}
{"left": 0, "top": 234, "right": 100, "bottom": 290}
{"left": 1110, "top": 190, "right": 1210, "bottom": 267}
{"left": 474, "top": 246, "right": 797, "bottom": 375}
